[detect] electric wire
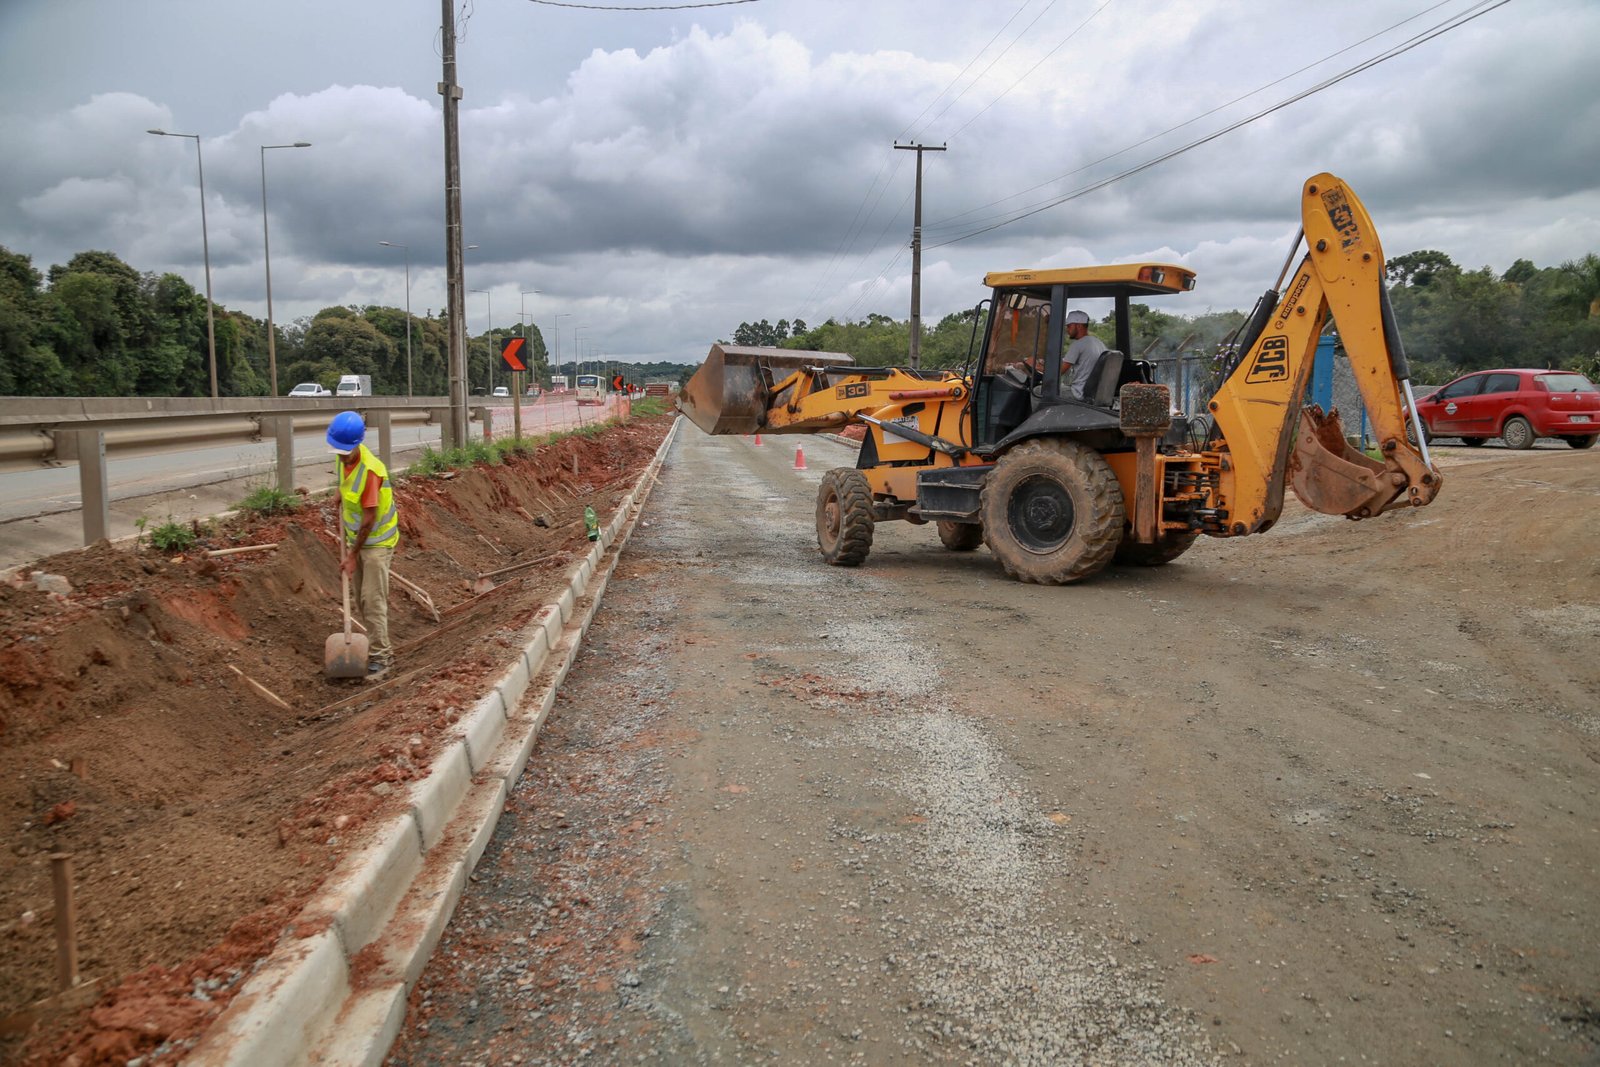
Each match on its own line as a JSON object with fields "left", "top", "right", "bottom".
{"left": 796, "top": 0, "right": 1037, "bottom": 323}
{"left": 942, "top": 0, "right": 1113, "bottom": 140}
{"left": 926, "top": 0, "right": 1509, "bottom": 249}
{"left": 524, "top": 0, "right": 758, "bottom": 8}
{"left": 894, "top": 0, "right": 1039, "bottom": 144}
{"left": 833, "top": 188, "right": 917, "bottom": 321}
{"left": 925, "top": 0, "right": 1466, "bottom": 234}
{"left": 801, "top": 0, "right": 1108, "bottom": 324}
{"left": 910, "top": 0, "right": 1066, "bottom": 141}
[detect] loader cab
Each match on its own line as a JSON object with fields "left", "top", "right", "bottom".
{"left": 969, "top": 264, "right": 1194, "bottom": 453}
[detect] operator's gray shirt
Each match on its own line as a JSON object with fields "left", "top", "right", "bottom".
{"left": 1063, "top": 334, "right": 1108, "bottom": 400}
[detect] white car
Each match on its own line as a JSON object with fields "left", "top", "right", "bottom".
{"left": 492, "top": 386, "right": 510, "bottom": 398}
{"left": 288, "top": 382, "right": 331, "bottom": 397}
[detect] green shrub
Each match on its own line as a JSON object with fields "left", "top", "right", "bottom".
{"left": 412, "top": 446, "right": 448, "bottom": 476}
{"left": 631, "top": 396, "right": 668, "bottom": 417}
{"left": 149, "top": 518, "right": 196, "bottom": 552}
{"left": 236, "top": 485, "right": 299, "bottom": 515}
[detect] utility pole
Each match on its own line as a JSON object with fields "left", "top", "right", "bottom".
{"left": 441, "top": 0, "right": 467, "bottom": 446}
{"left": 893, "top": 141, "right": 946, "bottom": 371}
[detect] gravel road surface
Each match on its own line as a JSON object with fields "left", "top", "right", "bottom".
{"left": 391, "top": 426, "right": 1599, "bottom": 1066}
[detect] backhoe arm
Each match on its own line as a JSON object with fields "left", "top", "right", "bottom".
{"left": 1207, "top": 173, "right": 1442, "bottom": 534}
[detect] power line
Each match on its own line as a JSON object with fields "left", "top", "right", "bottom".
{"left": 895, "top": 0, "right": 1038, "bottom": 144}
{"left": 909, "top": 0, "right": 1066, "bottom": 142}
{"left": 796, "top": 0, "right": 1036, "bottom": 323}
{"left": 926, "top": 0, "right": 1464, "bottom": 234}
{"left": 927, "top": 0, "right": 1509, "bottom": 249}
{"left": 803, "top": 0, "right": 1109, "bottom": 324}
{"left": 524, "top": 0, "right": 758, "bottom": 8}
{"left": 941, "top": 0, "right": 1111, "bottom": 140}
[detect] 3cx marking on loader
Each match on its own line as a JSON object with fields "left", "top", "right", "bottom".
{"left": 679, "top": 173, "right": 1442, "bottom": 585}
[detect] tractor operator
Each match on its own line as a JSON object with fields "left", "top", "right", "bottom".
{"left": 1061, "top": 309, "right": 1107, "bottom": 401}
{"left": 327, "top": 411, "right": 400, "bottom": 676}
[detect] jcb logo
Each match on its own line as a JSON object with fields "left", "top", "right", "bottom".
{"left": 838, "top": 382, "right": 870, "bottom": 399}
{"left": 1246, "top": 335, "right": 1290, "bottom": 384}
{"left": 1321, "top": 187, "right": 1363, "bottom": 251}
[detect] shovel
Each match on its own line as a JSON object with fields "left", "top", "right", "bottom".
{"left": 324, "top": 537, "right": 370, "bottom": 679}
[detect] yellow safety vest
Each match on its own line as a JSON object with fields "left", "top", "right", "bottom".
{"left": 339, "top": 444, "right": 400, "bottom": 549}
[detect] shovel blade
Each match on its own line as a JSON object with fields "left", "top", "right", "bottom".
{"left": 324, "top": 631, "right": 371, "bottom": 679}
{"left": 676, "top": 344, "right": 852, "bottom": 436}
{"left": 1289, "top": 406, "right": 1395, "bottom": 518}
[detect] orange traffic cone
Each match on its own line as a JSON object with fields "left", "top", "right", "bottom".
{"left": 754, "top": 432, "right": 763, "bottom": 446}
{"left": 794, "top": 444, "right": 807, "bottom": 470}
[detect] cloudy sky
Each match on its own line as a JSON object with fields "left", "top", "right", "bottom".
{"left": 2, "top": 0, "right": 1597, "bottom": 365}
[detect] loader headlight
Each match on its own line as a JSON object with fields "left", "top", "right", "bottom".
{"left": 1138, "top": 267, "right": 1166, "bottom": 285}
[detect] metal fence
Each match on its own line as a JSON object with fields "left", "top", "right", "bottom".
{"left": 1142, "top": 341, "right": 1381, "bottom": 448}
{"left": 0, "top": 396, "right": 490, "bottom": 546}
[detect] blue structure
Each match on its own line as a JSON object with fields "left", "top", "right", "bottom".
{"left": 1311, "top": 334, "right": 1336, "bottom": 412}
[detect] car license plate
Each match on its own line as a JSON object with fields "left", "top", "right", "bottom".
{"left": 1572, "top": 415, "right": 1592, "bottom": 424}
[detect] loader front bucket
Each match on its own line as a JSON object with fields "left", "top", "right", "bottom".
{"left": 677, "top": 344, "right": 851, "bottom": 436}
{"left": 1289, "top": 405, "right": 1438, "bottom": 519}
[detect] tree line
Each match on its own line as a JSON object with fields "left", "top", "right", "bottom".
{"left": 0, "top": 245, "right": 554, "bottom": 398}
{"left": 3, "top": 244, "right": 1597, "bottom": 398}
{"left": 727, "top": 251, "right": 1600, "bottom": 385}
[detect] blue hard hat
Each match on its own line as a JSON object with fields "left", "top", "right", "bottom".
{"left": 327, "top": 411, "right": 366, "bottom": 453}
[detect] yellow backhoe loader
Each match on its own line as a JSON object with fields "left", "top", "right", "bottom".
{"left": 678, "top": 173, "right": 1443, "bottom": 584}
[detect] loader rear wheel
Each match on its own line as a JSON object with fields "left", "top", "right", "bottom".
{"left": 816, "top": 468, "right": 875, "bottom": 567}
{"left": 980, "top": 439, "right": 1124, "bottom": 585}
{"left": 1114, "top": 528, "right": 1200, "bottom": 567}
{"left": 936, "top": 521, "right": 984, "bottom": 552}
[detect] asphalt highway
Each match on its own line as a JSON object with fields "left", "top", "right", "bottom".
{"left": 0, "top": 394, "right": 617, "bottom": 571}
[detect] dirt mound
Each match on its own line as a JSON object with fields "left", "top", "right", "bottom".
{"left": 0, "top": 416, "right": 673, "bottom": 1065}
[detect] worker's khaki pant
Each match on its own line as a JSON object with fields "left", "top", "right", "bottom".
{"left": 353, "top": 544, "right": 395, "bottom": 663}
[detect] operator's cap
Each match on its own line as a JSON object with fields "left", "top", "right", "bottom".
{"left": 1065, "top": 309, "right": 1091, "bottom": 325}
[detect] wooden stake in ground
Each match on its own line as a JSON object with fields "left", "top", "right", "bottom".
{"left": 50, "top": 853, "right": 78, "bottom": 990}
{"left": 205, "top": 543, "right": 280, "bottom": 558}
{"left": 228, "top": 665, "right": 293, "bottom": 710}
{"left": 390, "top": 569, "right": 441, "bottom": 622}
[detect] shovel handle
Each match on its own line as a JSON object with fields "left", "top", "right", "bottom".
{"left": 341, "top": 537, "right": 353, "bottom": 641}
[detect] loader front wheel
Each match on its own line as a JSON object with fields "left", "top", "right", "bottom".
{"left": 817, "top": 468, "right": 875, "bottom": 567}
{"left": 1114, "top": 528, "right": 1200, "bottom": 567}
{"left": 981, "top": 440, "right": 1124, "bottom": 584}
{"left": 936, "top": 521, "right": 984, "bottom": 552}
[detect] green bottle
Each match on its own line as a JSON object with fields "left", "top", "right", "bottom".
{"left": 584, "top": 505, "right": 599, "bottom": 542}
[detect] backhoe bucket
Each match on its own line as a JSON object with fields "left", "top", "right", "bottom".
{"left": 677, "top": 344, "right": 851, "bottom": 436}
{"left": 1288, "top": 406, "right": 1412, "bottom": 519}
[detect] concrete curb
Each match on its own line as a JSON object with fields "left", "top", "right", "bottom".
{"left": 184, "top": 416, "right": 681, "bottom": 1067}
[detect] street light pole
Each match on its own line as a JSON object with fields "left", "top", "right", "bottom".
{"left": 520, "top": 288, "right": 540, "bottom": 384}
{"left": 552, "top": 312, "right": 569, "bottom": 385}
{"left": 471, "top": 288, "right": 492, "bottom": 393}
{"left": 379, "top": 241, "right": 413, "bottom": 397}
{"left": 260, "top": 141, "right": 311, "bottom": 397}
{"left": 149, "top": 128, "right": 218, "bottom": 397}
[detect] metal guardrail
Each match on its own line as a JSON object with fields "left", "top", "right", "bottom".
{"left": 0, "top": 396, "right": 492, "bottom": 546}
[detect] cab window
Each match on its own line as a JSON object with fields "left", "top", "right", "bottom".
{"left": 982, "top": 291, "right": 1055, "bottom": 375}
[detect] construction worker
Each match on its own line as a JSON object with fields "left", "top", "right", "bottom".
{"left": 326, "top": 411, "right": 400, "bottom": 676}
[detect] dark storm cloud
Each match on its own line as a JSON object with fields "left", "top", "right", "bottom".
{"left": 1, "top": 2, "right": 1597, "bottom": 362}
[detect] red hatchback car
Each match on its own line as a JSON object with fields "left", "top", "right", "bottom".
{"left": 1412, "top": 369, "right": 1599, "bottom": 449}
